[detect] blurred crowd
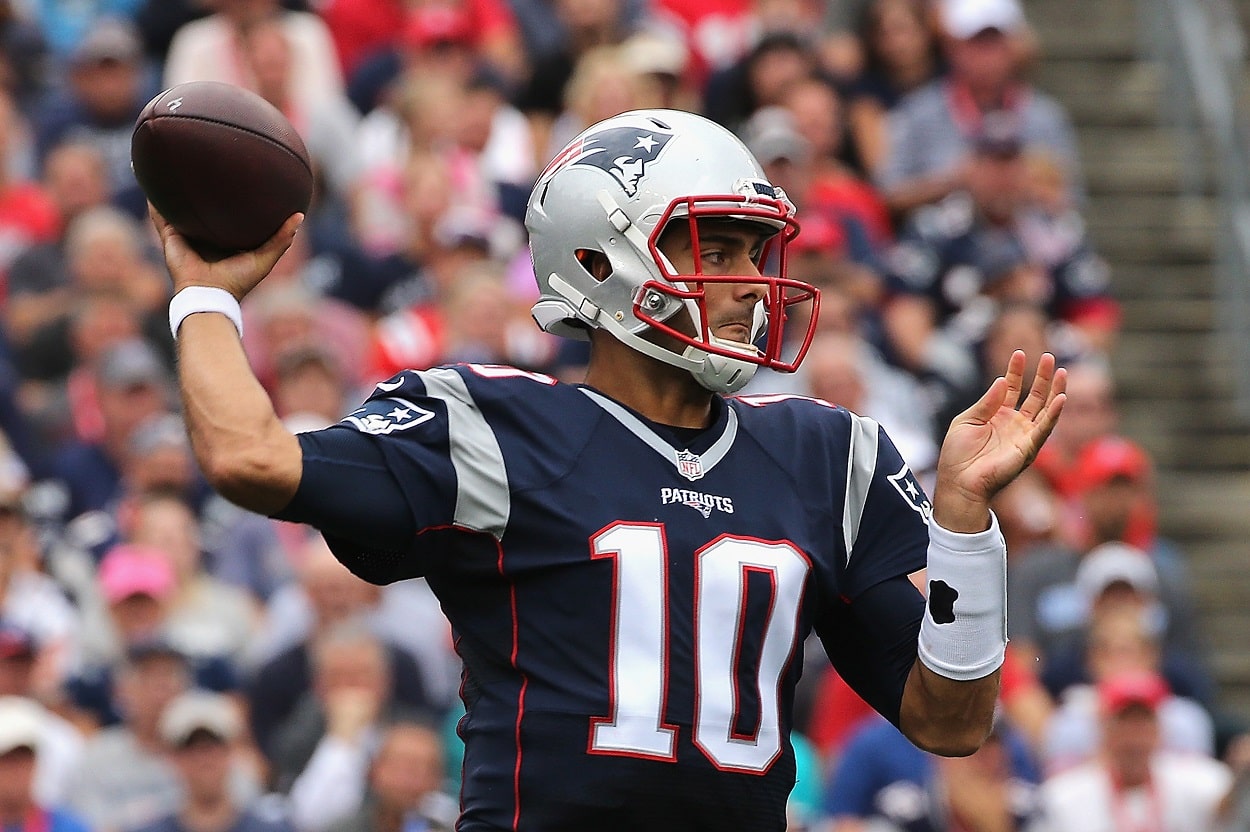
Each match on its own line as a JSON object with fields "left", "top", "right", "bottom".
{"left": 0, "top": 0, "right": 1242, "bottom": 831}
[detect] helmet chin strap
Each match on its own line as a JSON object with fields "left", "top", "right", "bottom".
{"left": 607, "top": 319, "right": 761, "bottom": 394}
{"left": 683, "top": 339, "right": 760, "bottom": 394}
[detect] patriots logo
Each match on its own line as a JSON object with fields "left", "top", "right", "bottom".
{"left": 540, "top": 126, "right": 673, "bottom": 197}
{"left": 342, "top": 399, "right": 436, "bottom": 436}
{"left": 887, "top": 463, "right": 931, "bottom": 524}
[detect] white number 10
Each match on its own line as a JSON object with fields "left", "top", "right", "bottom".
{"left": 588, "top": 522, "right": 810, "bottom": 773}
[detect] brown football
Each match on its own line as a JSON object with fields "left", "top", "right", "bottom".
{"left": 131, "top": 81, "right": 313, "bottom": 259}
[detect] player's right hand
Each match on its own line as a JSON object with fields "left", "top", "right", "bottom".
{"left": 150, "top": 205, "right": 303, "bottom": 301}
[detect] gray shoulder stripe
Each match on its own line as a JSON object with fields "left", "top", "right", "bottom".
{"left": 579, "top": 387, "right": 673, "bottom": 459}
{"left": 419, "top": 369, "right": 510, "bottom": 539}
{"left": 843, "top": 413, "right": 880, "bottom": 566}
{"left": 699, "top": 406, "right": 738, "bottom": 471}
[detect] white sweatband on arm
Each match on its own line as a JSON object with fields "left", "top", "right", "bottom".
{"left": 916, "top": 512, "right": 1008, "bottom": 681}
{"left": 168, "top": 286, "right": 243, "bottom": 339}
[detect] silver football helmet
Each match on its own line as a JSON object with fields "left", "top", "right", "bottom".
{"left": 526, "top": 109, "right": 820, "bottom": 394}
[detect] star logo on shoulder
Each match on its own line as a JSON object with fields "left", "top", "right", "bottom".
{"left": 887, "top": 463, "right": 931, "bottom": 524}
{"left": 342, "top": 398, "right": 436, "bottom": 436}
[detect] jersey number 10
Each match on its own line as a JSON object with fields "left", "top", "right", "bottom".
{"left": 587, "top": 522, "right": 810, "bottom": 773}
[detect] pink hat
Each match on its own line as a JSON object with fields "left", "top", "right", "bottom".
{"left": 98, "top": 544, "right": 175, "bottom": 604}
{"left": 1099, "top": 670, "right": 1169, "bottom": 715}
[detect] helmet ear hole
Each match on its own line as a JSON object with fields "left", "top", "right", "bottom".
{"left": 575, "top": 249, "right": 612, "bottom": 282}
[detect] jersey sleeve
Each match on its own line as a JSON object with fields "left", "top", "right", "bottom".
{"left": 838, "top": 417, "right": 931, "bottom": 599}
{"left": 273, "top": 370, "right": 470, "bottom": 583}
{"left": 815, "top": 575, "right": 924, "bottom": 727}
{"left": 812, "top": 416, "right": 932, "bottom": 725}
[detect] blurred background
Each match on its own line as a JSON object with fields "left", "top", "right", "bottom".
{"left": 0, "top": 0, "right": 1248, "bottom": 830}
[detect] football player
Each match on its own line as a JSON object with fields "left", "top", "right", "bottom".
{"left": 155, "top": 109, "right": 1064, "bottom": 831}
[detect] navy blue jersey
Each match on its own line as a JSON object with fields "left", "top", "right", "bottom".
{"left": 278, "top": 363, "right": 932, "bottom": 832}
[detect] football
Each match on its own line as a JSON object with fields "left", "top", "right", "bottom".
{"left": 131, "top": 81, "right": 313, "bottom": 259}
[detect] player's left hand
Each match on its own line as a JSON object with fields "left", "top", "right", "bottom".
{"left": 933, "top": 351, "right": 1066, "bottom": 531}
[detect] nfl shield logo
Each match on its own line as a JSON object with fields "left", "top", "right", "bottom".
{"left": 675, "top": 450, "right": 705, "bottom": 482}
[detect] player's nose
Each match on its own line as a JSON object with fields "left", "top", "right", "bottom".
{"left": 732, "top": 257, "right": 765, "bottom": 302}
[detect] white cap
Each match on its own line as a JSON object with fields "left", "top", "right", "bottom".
{"left": 159, "top": 691, "right": 242, "bottom": 746}
{"left": 1076, "top": 542, "right": 1159, "bottom": 602}
{"left": 941, "top": 0, "right": 1026, "bottom": 39}
{"left": 0, "top": 696, "right": 44, "bottom": 755}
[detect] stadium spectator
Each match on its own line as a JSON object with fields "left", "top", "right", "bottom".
{"left": 739, "top": 105, "right": 884, "bottom": 272}
{"left": 703, "top": 31, "right": 818, "bottom": 132}
{"left": 0, "top": 628, "right": 85, "bottom": 807}
{"left": 131, "top": 690, "right": 293, "bottom": 832}
{"left": 0, "top": 0, "right": 51, "bottom": 112}
{"left": 245, "top": 541, "right": 437, "bottom": 764}
{"left": 235, "top": 14, "right": 362, "bottom": 205}
{"left": 351, "top": 75, "right": 462, "bottom": 262}
{"left": 164, "top": 0, "right": 342, "bottom": 119}
{"left": 39, "top": 412, "right": 203, "bottom": 586}
{"left": 842, "top": 727, "right": 1041, "bottom": 831}
{"left": 239, "top": 242, "right": 372, "bottom": 390}
{"left": 307, "top": 0, "right": 405, "bottom": 80}
{"left": 1038, "top": 541, "right": 1213, "bottom": 703}
{"left": 46, "top": 339, "right": 173, "bottom": 519}
{"left": 876, "top": 0, "right": 1080, "bottom": 215}
{"left": 69, "top": 546, "right": 238, "bottom": 726}
{"left": 117, "top": 414, "right": 204, "bottom": 507}
{"left": 320, "top": 720, "right": 455, "bottom": 832}
{"left": 546, "top": 43, "right": 667, "bottom": 158}
{"left": 882, "top": 116, "right": 1111, "bottom": 415}
{"left": 1068, "top": 433, "right": 1166, "bottom": 554}
{"left": 0, "top": 90, "right": 60, "bottom": 276}
{"left": 5, "top": 142, "right": 112, "bottom": 354}
{"left": 817, "top": 711, "right": 1040, "bottom": 831}
{"left": 991, "top": 465, "right": 1062, "bottom": 563}
{"left": 271, "top": 345, "right": 351, "bottom": 432}
{"left": 1009, "top": 509, "right": 1206, "bottom": 676}
{"left": 0, "top": 697, "right": 91, "bottom": 832}
{"left": 1034, "top": 670, "right": 1232, "bottom": 832}
{"left": 124, "top": 491, "right": 257, "bottom": 665}
{"left": 514, "top": 0, "right": 637, "bottom": 119}
{"left": 1042, "top": 605, "right": 1215, "bottom": 773}
{"left": 846, "top": 0, "right": 946, "bottom": 176}
{"left": 369, "top": 260, "right": 554, "bottom": 379}
{"left": 0, "top": 496, "right": 78, "bottom": 691}
{"left": 1031, "top": 358, "right": 1119, "bottom": 497}
{"left": 64, "top": 639, "right": 209, "bottom": 829}
{"left": 782, "top": 74, "right": 894, "bottom": 248}
{"left": 267, "top": 623, "right": 433, "bottom": 794}
{"left": 618, "top": 30, "right": 694, "bottom": 111}
{"left": 32, "top": 18, "right": 152, "bottom": 217}
{"left": 14, "top": 206, "right": 168, "bottom": 387}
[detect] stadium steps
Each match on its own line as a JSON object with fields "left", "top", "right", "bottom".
{"left": 1029, "top": 0, "right": 1250, "bottom": 715}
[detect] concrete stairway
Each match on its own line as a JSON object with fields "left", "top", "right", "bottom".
{"left": 1028, "top": 0, "right": 1250, "bottom": 715}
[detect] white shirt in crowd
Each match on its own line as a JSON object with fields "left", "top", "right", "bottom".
{"left": 1034, "top": 752, "right": 1232, "bottom": 832}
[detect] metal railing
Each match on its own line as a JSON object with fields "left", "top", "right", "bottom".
{"left": 1144, "top": 0, "right": 1250, "bottom": 418}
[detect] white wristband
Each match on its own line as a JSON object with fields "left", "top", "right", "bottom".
{"left": 169, "top": 286, "right": 243, "bottom": 339}
{"left": 916, "top": 512, "right": 1008, "bottom": 681}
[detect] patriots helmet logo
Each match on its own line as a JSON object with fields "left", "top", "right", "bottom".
{"left": 541, "top": 126, "right": 673, "bottom": 197}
